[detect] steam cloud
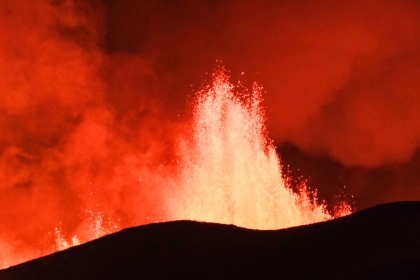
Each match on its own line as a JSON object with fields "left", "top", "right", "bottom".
{"left": 1, "top": 0, "right": 420, "bottom": 266}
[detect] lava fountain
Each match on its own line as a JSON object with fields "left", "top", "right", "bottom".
{"left": 171, "top": 67, "right": 351, "bottom": 230}
{"left": 0, "top": 66, "right": 351, "bottom": 269}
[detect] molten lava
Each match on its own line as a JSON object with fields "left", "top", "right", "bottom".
{"left": 0, "top": 67, "right": 351, "bottom": 269}
{"left": 171, "top": 67, "right": 351, "bottom": 229}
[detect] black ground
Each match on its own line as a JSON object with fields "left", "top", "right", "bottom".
{"left": 1, "top": 201, "right": 420, "bottom": 279}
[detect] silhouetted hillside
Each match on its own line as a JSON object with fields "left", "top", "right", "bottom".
{"left": 1, "top": 201, "right": 420, "bottom": 279}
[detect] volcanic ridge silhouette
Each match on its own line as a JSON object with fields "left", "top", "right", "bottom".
{"left": 1, "top": 201, "right": 420, "bottom": 279}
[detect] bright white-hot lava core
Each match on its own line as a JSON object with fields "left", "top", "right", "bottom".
{"left": 171, "top": 67, "right": 351, "bottom": 229}
{"left": 0, "top": 66, "right": 351, "bottom": 268}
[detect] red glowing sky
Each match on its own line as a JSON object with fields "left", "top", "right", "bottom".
{"left": 1, "top": 0, "right": 420, "bottom": 267}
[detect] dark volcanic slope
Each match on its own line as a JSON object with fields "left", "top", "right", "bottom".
{"left": 1, "top": 202, "right": 420, "bottom": 280}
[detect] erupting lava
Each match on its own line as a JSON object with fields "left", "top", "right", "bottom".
{"left": 0, "top": 67, "right": 351, "bottom": 269}
{"left": 171, "top": 67, "right": 351, "bottom": 229}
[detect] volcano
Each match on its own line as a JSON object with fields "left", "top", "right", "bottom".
{"left": 0, "top": 201, "right": 419, "bottom": 279}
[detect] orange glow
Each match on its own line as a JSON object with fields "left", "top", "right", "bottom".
{"left": 170, "top": 67, "right": 351, "bottom": 229}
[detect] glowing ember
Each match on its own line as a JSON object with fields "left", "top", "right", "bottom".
{"left": 171, "top": 67, "right": 351, "bottom": 229}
